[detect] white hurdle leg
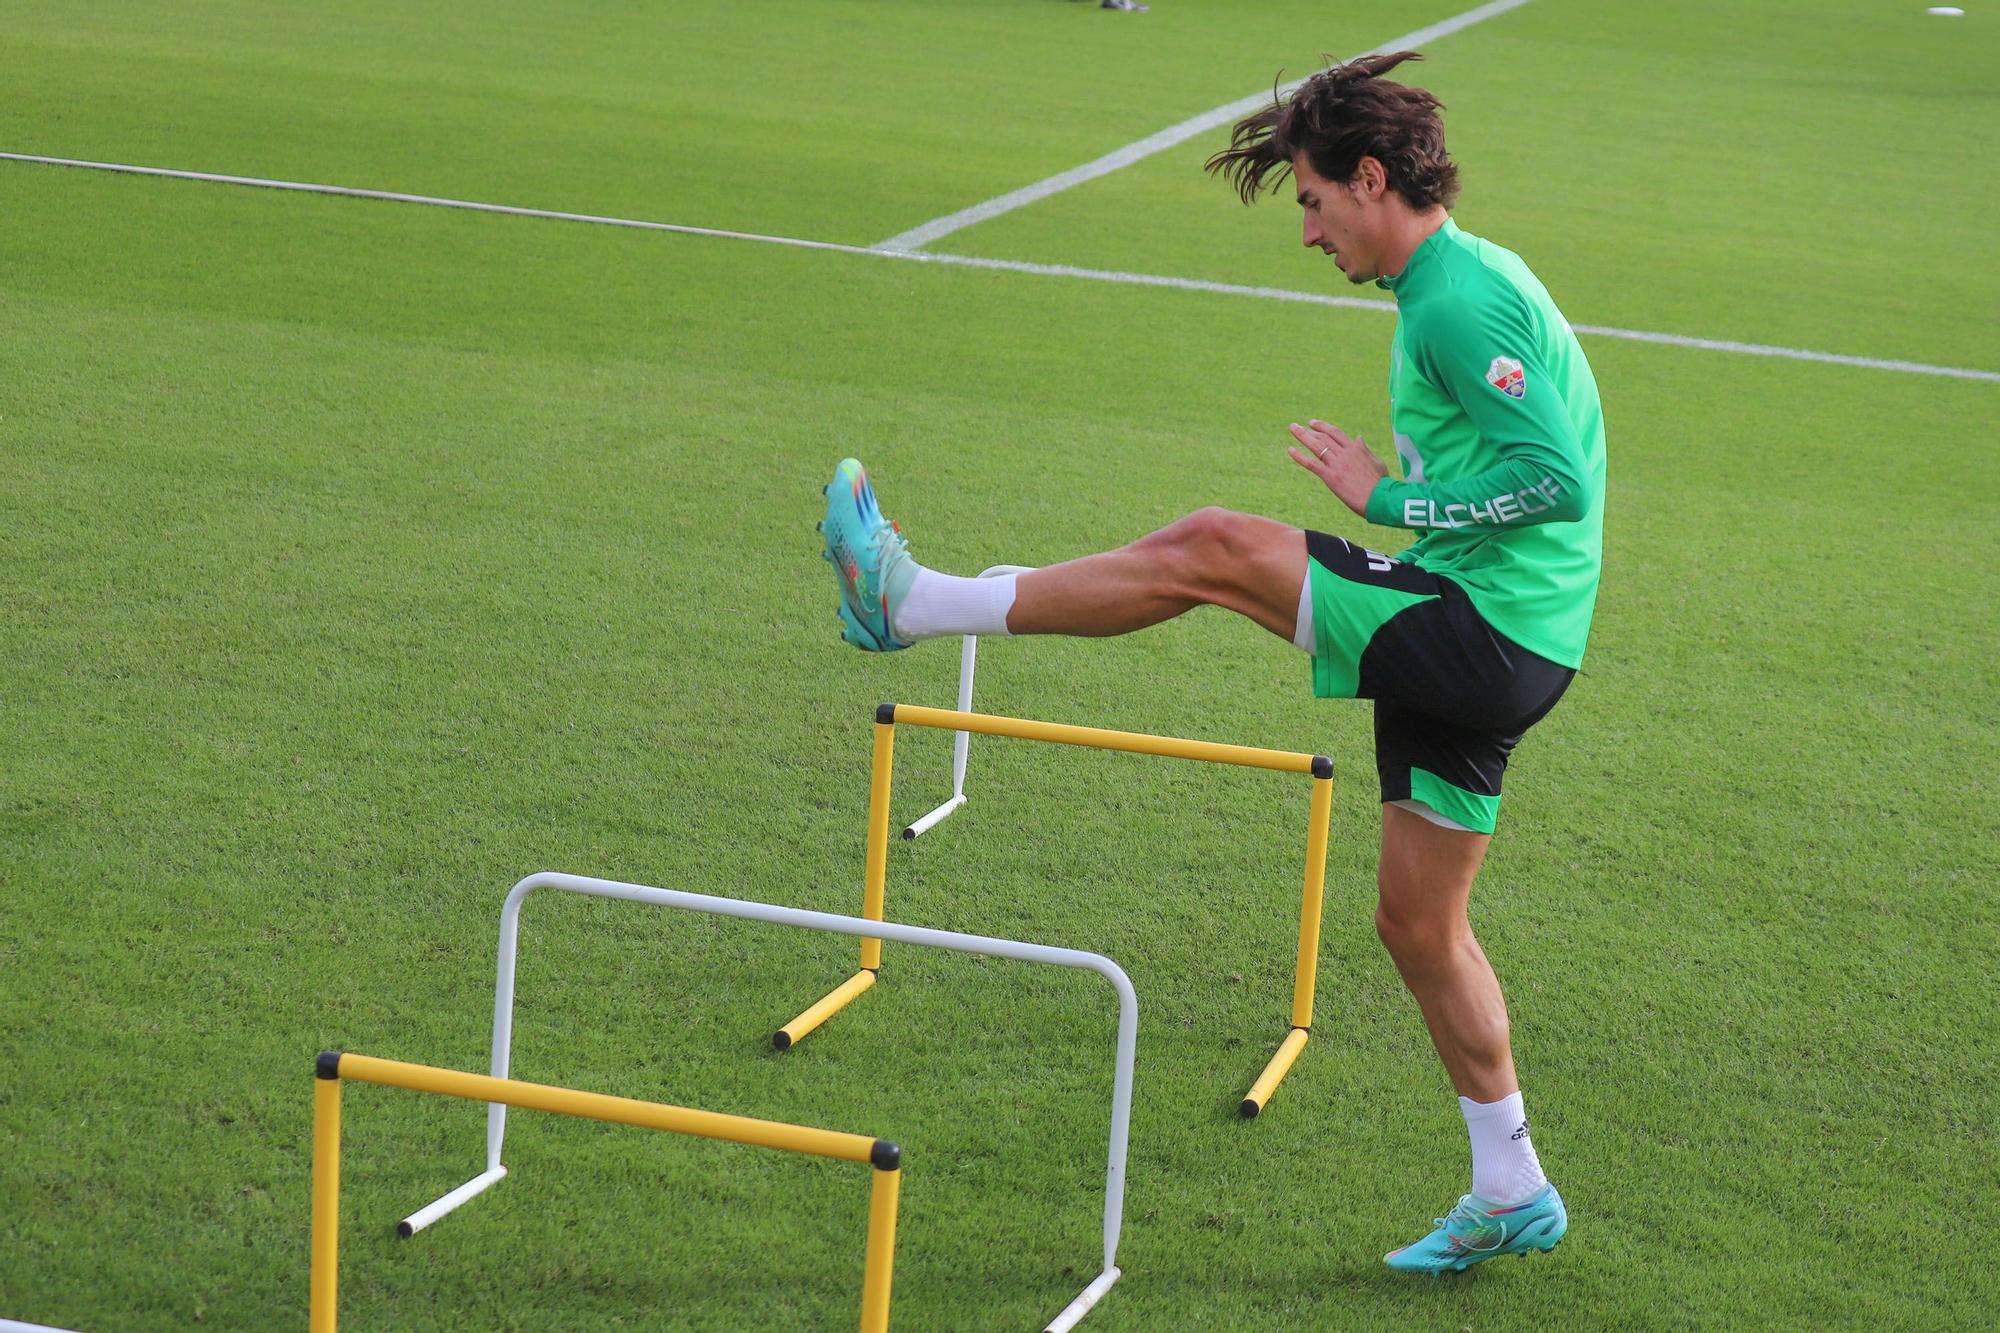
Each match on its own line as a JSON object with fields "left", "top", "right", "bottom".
{"left": 1044, "top": 1267, "right": 1122, "bottom": 1333}
{"left": 902, "top": 565, "right": 1034, "bottom": 840}
{"left": 397, "top": 883, "right": 530, "bottom": 1236}
{"left": 900, "top": 631, "right": 975, "bottom": 838}
{"left": 395, "top": 1164, "right": 505, "bottom": 1237}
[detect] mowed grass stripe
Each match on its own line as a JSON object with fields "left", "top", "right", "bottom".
{"left": 0, "top": 0, "right": 1434, "bottom": 248}
{"left": 8, "top": 152, "right": 1997, "bottom": 387}
{"left": 874, "top": 0, "right": 1541, "bottom": 251}
{"left": 939, "top": 0, "right": 2000, "bottom": 374}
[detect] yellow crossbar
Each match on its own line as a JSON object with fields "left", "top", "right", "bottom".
{"left": 333, "top": 1052, "right": 882, "bottom": 1163}
{"left": 887, "top": 704, "right": 1325, "bottom": 775}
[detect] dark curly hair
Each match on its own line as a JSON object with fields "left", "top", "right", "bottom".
{"left": 1205, "top": 51, "right": 1459, "bottom": 210}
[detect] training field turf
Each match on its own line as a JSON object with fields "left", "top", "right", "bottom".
{"left": 4, "top": 0, "right": 1997, "bottom": 1327}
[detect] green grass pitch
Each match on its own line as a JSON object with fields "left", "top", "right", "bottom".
{"left": 3, "top": 1, "right": 1996, "bottom": 1328}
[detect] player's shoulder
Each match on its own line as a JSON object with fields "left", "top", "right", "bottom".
{"left": 1401, "top": 225, "right": 1540, "bottom": 344}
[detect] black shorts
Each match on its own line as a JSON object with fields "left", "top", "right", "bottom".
{"left": 1303, "top": 530, "right": 1574, "bottom": 833}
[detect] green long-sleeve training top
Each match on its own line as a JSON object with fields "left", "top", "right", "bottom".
{"left": 1367, "top": 217, "right": 1607, "bottom": 668}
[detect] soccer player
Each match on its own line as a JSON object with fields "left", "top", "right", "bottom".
{"left": 820, "top": 51, "right": 1603, "bottom": 1272}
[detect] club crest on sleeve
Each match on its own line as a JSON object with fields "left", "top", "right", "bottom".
{"left": 1487, "top": 356, "right": 1526, "bottom": 399}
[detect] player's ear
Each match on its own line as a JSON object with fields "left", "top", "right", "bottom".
{"left": 1353, "top": 156, "right": 1387, "bottom": 200}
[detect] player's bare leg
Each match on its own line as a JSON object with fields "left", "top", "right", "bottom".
{"left": 1373, "top": 803, "right": 1515, "bottom": 1100}
{"left": 1007, "top": 507, "right": 1307, "bottom": 639}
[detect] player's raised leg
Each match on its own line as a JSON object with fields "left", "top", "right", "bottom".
{"left": 819, "top": 457, "right": 1307, "bottom": 650}
{"left": 1008, "top": 504, "right": 1306, "bottom": 638}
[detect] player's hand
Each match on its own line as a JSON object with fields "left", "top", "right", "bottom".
{"left": 1287, "top": 419, "right": 1389, "bottom": 517}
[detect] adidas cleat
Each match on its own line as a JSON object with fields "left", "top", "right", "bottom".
{"left": 819, "top": 458, "right": 917, "bottom": 652}
{"left": 1383, "top": 1183, "right": 1567, "bottom": 1274}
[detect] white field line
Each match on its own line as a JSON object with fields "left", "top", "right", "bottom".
{"left": 871, "top": 0, "right": 1538, "bottom": 253}
{"left": 0, "top": 152, "right": 875, "bottom": 257}
{"left": 6, "top": 152, "right": 1997, "bottom": 384}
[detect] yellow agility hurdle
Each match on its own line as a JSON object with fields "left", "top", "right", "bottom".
{"left": 311, "top": 1051, "right": 902, "bottom": 1332}
{"left": 778, "top": 703, "right": 1335, "bottom": 1117}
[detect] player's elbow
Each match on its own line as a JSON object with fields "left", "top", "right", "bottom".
{"left": 1506, "top": 466, "right": 1586, "bottom": 526}
{"left": 1539, "top": 483, "right": 1589, "bottom": 524}
{"left": 1499, "top": 437, "right": 1588, "bottom": 525}
{"left": 1534, "top": 447, "right": 1589, "bottom": 524}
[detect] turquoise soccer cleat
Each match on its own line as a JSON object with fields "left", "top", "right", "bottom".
{"left": 1383, "top": 1183, "right": 1567, "bottom": 1274}
{"left": 818, "top": 458, "right": 917, "bottom": 652}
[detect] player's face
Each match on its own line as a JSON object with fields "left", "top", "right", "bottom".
{"left": 1294, "top": 154, "right": 1378, "bottom": 285}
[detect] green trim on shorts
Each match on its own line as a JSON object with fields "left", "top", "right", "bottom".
{"left": 1410, "top": 767, "right": 1501, "bottom": 834}
{"left": 1308, "top": 554, "right": 1438, "bottom": 698}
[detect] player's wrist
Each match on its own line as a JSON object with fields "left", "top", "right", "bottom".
{"left": 1362, "top": 477, "right": 1399, "bottom": 525}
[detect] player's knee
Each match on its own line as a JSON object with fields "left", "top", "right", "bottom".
{"left": 1140, "top": 507, "right": 1251, "bottom": 596}
{"left": 1142, "top": 505, "right": 1235, "bottom": 549}
{"left": 1187, "top": 505, "right": 1256, "bottom": 557}
{"left": 1374, "top": 897, "right": 1455, "bottom": 975}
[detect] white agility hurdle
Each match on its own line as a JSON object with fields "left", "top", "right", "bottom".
{"left": 903, "top": 565, "right": 1035, "bottom": 839}
{"left": 399, "top": 871, "right": 1137, "bottom": 1333}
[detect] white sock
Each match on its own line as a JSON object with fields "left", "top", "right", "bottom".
{"left": 1459, "top": 1090, "right": 1548, "bottom": 1205}
{"left": 889, "top": 568, "right": 1018, "bottom": 641}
